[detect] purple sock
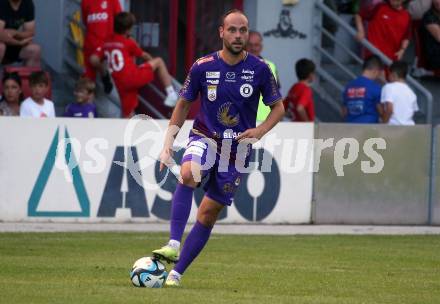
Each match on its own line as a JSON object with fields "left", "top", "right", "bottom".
{"left": 169, "top": 183, "right": 194, "bottom": 242}
{"left": 174, "top": 221, "right": 212, "bottom": 275}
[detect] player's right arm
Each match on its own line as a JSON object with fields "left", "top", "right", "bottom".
{"left": 160, "top": 62, "right": 201, "bottom": 171}
{"left": 160, "top": 99, "right": 192, "bottom": 171}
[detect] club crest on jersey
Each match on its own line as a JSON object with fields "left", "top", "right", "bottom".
{"left": 217, "top": 102, "right": 239, "bottom": 127}
{"left": 240, "top": 84, "right": 253, "bottom": 98}
{"left": 101, "top": 1, "right": 107, "bottom": 9}
{"left": 207, "top": 85, "right": 217, "bottom": 101}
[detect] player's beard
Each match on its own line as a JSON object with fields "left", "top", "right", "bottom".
{"left": 224, "top": 40, "right": 244, "bottom": 56}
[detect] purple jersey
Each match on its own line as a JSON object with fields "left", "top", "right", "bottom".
{"left": 64, "top": 102, "right": 97, "bottom": 118}
{"left": 180, "top": 52, "right": 281, "bottom": 142}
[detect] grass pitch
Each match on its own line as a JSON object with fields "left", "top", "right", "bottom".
{"left": 0, "top": 232, "right": 439, "bottom": 304}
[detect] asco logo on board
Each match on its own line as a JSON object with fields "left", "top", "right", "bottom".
{"left": 28, "top": 124, "right": 281, "bottom": 222}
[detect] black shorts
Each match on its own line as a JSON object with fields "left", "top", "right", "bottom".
{"left": 2, "top": 45, "right": 22, "bottom": 64}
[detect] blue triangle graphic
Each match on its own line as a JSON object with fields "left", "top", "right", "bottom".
{"left": 28, "top": 127, "right": 90, "bottom": 217}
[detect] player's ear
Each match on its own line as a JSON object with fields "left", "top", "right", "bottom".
{"left": 219, "top": 25, "right": 224, "bottom": 39}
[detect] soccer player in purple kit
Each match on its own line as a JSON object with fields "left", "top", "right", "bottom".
{"left": 152, "top": 9, "right": 285, "bottom": 287}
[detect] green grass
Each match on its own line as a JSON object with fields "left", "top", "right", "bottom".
{"left": 0, "top": 233, "right": 439, "bottom": 304}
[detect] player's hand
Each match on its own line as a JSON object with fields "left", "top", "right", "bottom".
{"left": 19, "top": 37, "right": 33, "bottom": 46}
{"left": 144, "top": 52, "right": 153, "bottom": 61}
{"left": 4, "top": 29, "right": 18, "bottom": 38}
{"left": 236, "top": 128, "right": 265, "bottom": 144}
{"left": 355, "top": 30, "right": 365, "bottom": 42}
{"left": 159, "top": 147, "right": 174, "bottom": 171}
{"left": 395, "top": 49, "right": 405, "bottom": 60}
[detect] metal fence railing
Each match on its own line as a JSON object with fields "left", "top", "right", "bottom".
{"left": 314, "top": 0, "right": 433, "bottom": 124}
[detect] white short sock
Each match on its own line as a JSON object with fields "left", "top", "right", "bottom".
{"left": 169, "top": 269, "right": 182, "bottom": 279}
{"left": 165, "top": 85, "right": 176, "bottom": 95}
{"left": 168, "top": 239, "right": 180, "bottom": 249}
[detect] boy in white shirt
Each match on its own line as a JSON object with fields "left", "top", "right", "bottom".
{"left": 20, "top": 71, "right": 55, "bottom": 118}
{"left": 380, "top": 61, "right": 418, "bottom": 125}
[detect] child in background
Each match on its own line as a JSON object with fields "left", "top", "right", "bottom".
{"left": 91, "top": 12, "right": 178, "bottom": 118}
{"left": 64, "top": 78, "right": 97, "bottom": 118}
{"left": 381, "top": 61, "right": 418, "bottom": 125}
{"left": 20, "top": 71, "right": 55, "bottom": 118}
{"left": 283, "top": 58, "right": 316, "bottom": 122}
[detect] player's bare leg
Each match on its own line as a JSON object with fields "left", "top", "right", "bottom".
{"left": 148, "top": 57, "right": 178, "bottom": 107}
{"left": 152, "top": 161, "right": 201, "bottom": 264}
{"left": 165, "top": 196, "right": 224, "bottom": 287}
{"left": 19, "top": 43, "right": 41, "bottom": 67}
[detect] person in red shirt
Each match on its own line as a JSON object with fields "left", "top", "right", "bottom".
{"left": 355, "top": 0, "right": 411, "bottom": 61}
{"left": 284, "top": 58, "right": 316, "bottom": 122}
{"left": 91, "top": 12, "right": 178, "bottom": 118}
{"left": 81, "top": 0, "right": 122, "bottom": 83}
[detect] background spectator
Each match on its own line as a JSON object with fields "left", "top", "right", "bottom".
{"left": 408, "top": 0, "right": 432, "bottom": 20}
{"left": 0, "top": 72, "right": 22, "bottom": 116}
{"left": 381, "top": 61, "right": 418, "bottom": 125}
{"left": 64, "top": 78, "right": 97, "bottom": 118}
{"left": 81, "top": 0, "right": 121, "bottom": 92}
{"left": 420, "top": 0, "right": 440, "bottom": 69}
{"left": 90, "top": 12, "right": 178, "bottom": 118}
{"left": 246, "top": 30, "right": 280, "bottom": 122}
{"left": 20, "top": 71, "right": 54, "bottom": 117}
{"left": 283, "top": 58, "right": 316, "bottom": 122}
{"left": 0, "top": 0, "right": 41, "bottom": 67}
{"left": 355, "top": 0, "right": 411, "bottom": 61}
{"left": 342, "top": 55, "right": 384, "bottom": 123}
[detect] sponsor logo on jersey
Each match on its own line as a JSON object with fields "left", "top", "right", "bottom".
{"left": 207, "top": 85, "right": 217, "bottom": 101}
{"left": 197, "top": 56, "right": 214, "bottom": 65}
{"left": 87, "top": 12, "right": 109, "bottom": 22}
{"left": 241, "top": 75, "right": 254, "bottom": 82}
{"left": 206, "top": 71, "right": 220, "bottom": 79}
{"left": 347, "top": 87, "right": 366, "bottom": 98}
{"left": 225, "top": 72, "right": 236, "bottom": 83}
{"left": 207, "top": 79, "right": 219, "bottom": 85}
{"left": 240, "top": 84, "right": 253, "bottom": 98}
{"left": 217, "top": 103, "right": 239, "bottom": 127}
{"left": 223, "top": 130, "right": 242, "bottom": 139}
{"left": 226, "top": 72, "right": 235, "bottom": 79}
{"left": 242, "top": 69, "right": 254, "bottom": 75}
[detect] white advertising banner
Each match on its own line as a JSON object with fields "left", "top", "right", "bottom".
{"left": 0, "top": 117, "right": 313, "bottom": 224}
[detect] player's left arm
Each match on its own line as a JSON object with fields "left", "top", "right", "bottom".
{"left": 237, "top": 100, "right": 284, "bottom": 143}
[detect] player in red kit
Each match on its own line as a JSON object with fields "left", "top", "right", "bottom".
{"left": 91, "top": 12, "right": 178, "bottom": 117}
{"left": 81, "top": 0, "right": 121, "bottom": 82}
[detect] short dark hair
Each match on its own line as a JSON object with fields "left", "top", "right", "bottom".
{"left": 75, "top": 78, "right": 95, "bottom": 94}
{"left": 2, "top": 72, "right": 22, "bottom": 86}
{"left": 295, "top": 58, "right": 316, "bottom": 80}
{"left": 114, "top": 12, "right": 136, "bottom": 34}
{"left": 220, "top": 9, "right": 247, "bottom": 27}
{"left": 249, "top": 30, "right": 262, "bottom": 40}
{"left": 390, "top": 61, "right": 408, "bottom": 79}
{"left": 363, "top": 55, "right": 384, "bottom": 71}
{"left": 29, "top": 71, "right": 49, "bottom": 87}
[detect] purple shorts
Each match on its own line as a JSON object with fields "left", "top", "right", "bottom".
{"left": 181, "top": 135, "right": 250, "bottom": 206}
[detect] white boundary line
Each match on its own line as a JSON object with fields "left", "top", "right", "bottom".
{"left": 1, "top": 223, "right": 440, "bottom": 235}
